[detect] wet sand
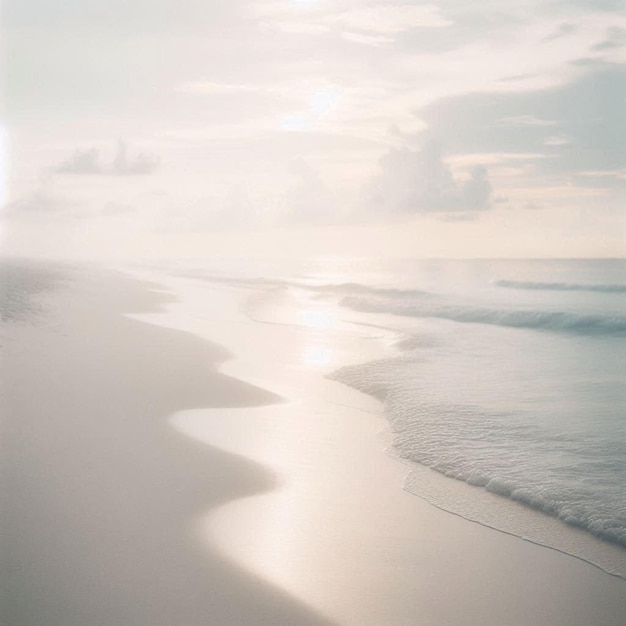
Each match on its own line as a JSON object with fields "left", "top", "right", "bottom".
{"left": 134, "top": 271, "right": 626, "bottom": 626}
{"left": 0, "top": 267, "right": 332, "bottom": 626}
{"left": 2, "top": 265, "right": 625, "bottom": 626}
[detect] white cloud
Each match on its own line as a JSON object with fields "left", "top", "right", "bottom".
{"left": 577, "top": 169, "right": 626, "bottom": 179}
{"left": 54, "top": 141, "right": 159, "bottom": 176}
{"left": 6, "top": 0, "right": 626, "bottom": 258}
{"left": 448, "top": 153, "right": 555, "bottom": 167}
{"left": 324, "top": 4, "right": 452, "bottom": 34}
{"left": 251, "top": 2, "right": 451, "bottom": 44}
{"left": 592, "top": 26, "right": 626, "bottom": 52}
{"left": 55, "top": 148, "right": 102, "bottom": 174}
{"left": 279, "top": 159, "right": 338, "bottom": 224}
{"left": 500, "top": 115, "right": 558, "bottom": 127}
{"left": 366, "top": 141, "right": 492, "bottom": 216}
{"left": 544, "top": 135, "right": 571, "bottom": 146}
{"left": 392, "top": 13, "right": 626, "bottom": 107}
{"left": 170, "top": 8, "right": 626, "bottom": 166}
{"left": 112, "top": 140, "right": 160, "bottom": 176}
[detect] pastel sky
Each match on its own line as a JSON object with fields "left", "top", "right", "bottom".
{"left": 2, "top": 0, "right": 625, "bottom": 259}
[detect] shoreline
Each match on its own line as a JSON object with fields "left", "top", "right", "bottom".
{"left": 1, "top": 265, "right": 333, "bottom": 626}
{"left": 398, "top": 455, "right": 626, "bottom": 581}
{"left": 139, "top": 268, "right": 626, "bottom": 579}
{"left": 133, "top": 270, "right": 626, "bottom": 626}
{"left": 3, "top": 261, "right": 625, "bottom": 625}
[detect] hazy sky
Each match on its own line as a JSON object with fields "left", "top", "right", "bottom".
{"left": 2, "top": 0, "right": 625, "bottom": 258}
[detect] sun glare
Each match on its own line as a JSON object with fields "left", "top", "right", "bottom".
{"left": 300, "top": 309, "right": 333, "bottom": 329}
{"left": 311, "top": 86, "right": 339, "bottom": 117}
{"left": 280, "top": 113, "right": 310, "bottom": 132}
{"left": 303, "top": 345, "right": 331, "bottom": 367}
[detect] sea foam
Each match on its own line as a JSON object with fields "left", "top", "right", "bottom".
{"left": 192, "top": 258, "right": 626, "bottom": 568}
{"left": 329, "top": 355, "right": 626, "bottom": 549}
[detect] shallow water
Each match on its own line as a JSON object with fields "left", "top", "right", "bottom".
{"left": 175, "top": 258, "right": 626, "bottom": 563}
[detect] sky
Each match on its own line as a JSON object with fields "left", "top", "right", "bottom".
{"left": 1, "top": 0, "right": 625, "bottom": 259}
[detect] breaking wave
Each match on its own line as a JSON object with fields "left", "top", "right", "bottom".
{"left": 187, "top": 258, "right": 626, "bottom": 573}
{"left": 341, "top": 296, "right": 626, "bottom": 336}
{"left": 330, "top": 358, "right": 626, "bottom": 550}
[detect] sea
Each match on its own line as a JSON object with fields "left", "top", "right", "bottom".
{"left": 2, "top": 256, "right": 625, "bottom": 576}
{"left": 171, "top": 257, "right": 626, "bottom": 574}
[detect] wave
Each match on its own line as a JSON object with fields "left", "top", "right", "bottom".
{"left": 190, "top": 270, "right": 626, "bottom": 336}
{"left": 435, "top": 471, "right": 626, "bottom": 548}
{"left": 341, "top": 296, "right": 626, "bottom": 336}
{"left": 308, "top": 282, "right": 429, "bottom": 299}
{"left": 185, "top": 271, "right": 431, "bottom": 300}
{"left": 405, "top": 460, "right": 626, "bottom": 548}
{"left": 330, "top": 359, "right": 626, "bottom": 551}
{"left": 496, "top": 280, "right": 626, "bottom": 293}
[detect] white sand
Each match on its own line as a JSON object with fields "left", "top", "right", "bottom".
{"left": 2, "top": 265, "right": 625, "bottom": 626}
{"left": 135, "top": 271, "right": 626, "bottom": 626}
{"left": 1, "top": 267, "right": 332, "bottom": 626}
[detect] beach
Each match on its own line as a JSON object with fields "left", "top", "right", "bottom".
{"left": 1, "top": 266, "right": 329, "bottom": 626}
{"left": 2, "top": 261, "right": 626, "bottom": 626}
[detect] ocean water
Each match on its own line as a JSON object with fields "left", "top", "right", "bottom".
{"left": 178, "top": 258, "right": 626, "bottom": 566}
{"left": 5, "top": 257, "right": 623, "bottom": 572}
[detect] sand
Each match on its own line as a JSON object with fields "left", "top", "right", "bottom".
{"left": 2, "top": 265, "right": 625, "bottom": 626}
{"left": 134, "top": 272, "right": 626, "bottom": 626}
{"left": 1, "top": 267, "right": 331, "bottom": 626}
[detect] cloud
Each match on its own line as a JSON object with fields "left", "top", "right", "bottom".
{"left": 6, "top": 0, "right": 625, "bottom": 259}
{"left": 462, "top": 165, "right": 493, "bottom": 211}
{"left": 2, "top": 186, "right": 77, "bottom": 221}
{"left": 499, "top": 115, "right": 558, "bottom": 127}
{"left": 592, "top": 26, "right": 626, "bottom": 51}
{"left": 150, "top": 184, "right": 275, "bottom": 233}
{"left": 279, "top": 159, "right": 338, "bottom": 225}
{"left": 323, "top": 4, "right": 452, "bottom": 35}
{"left": 252, "top": 2, "right": 451, "bottom": 45}
{"left": 55, "top": 148, "right": 102, "bottom": 174}
{"left": 204, "top": 185, "right": 261, "bottom": 231}
{"left": 54, "top": 140, "right": 159, "bottom": 176}
{"left": 543, "top": 22, "right": 577, "bottom": 42}
{"left": 573, "top": 168, "right": 626, "bottom": 188}
{"left": 112, "top": 140, "right": 160, "bottom": 175}
{"left": 366, "top": 140, "right": 492, "bottom": 216}
{"left": 149, "top": 160, "right": 341, "bottom": 231}
{"left": 544, "top": 135, "right": 570, "bottom": 146}
{"left": 417, "top": 66, "right": 626, "bottom": 177}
